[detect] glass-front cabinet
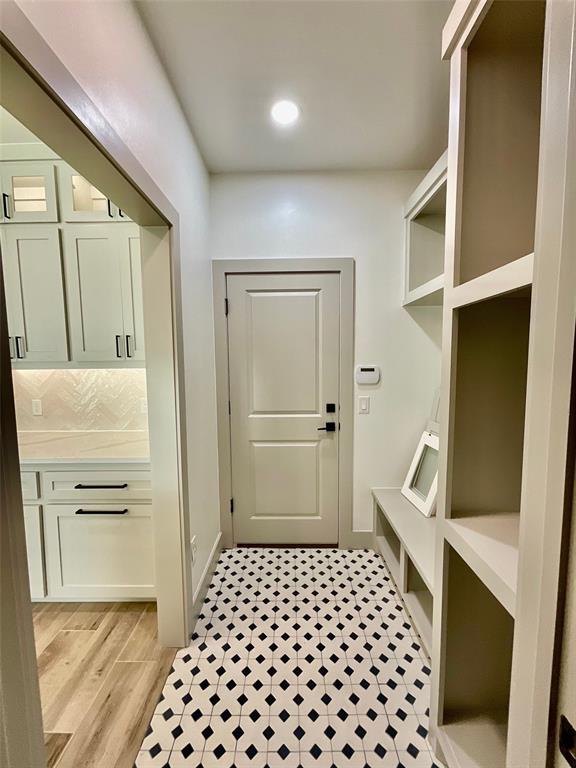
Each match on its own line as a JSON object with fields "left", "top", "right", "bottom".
{"left": 58, "top": 163, "right": 129, "bottom": 222}
{"left": 0, "top": 162, "right": 58, "bottom": 223}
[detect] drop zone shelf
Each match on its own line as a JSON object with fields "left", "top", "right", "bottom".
{"left": 447, "top": 253, "right": 533, "bottom": 310}
{"left": 437, "top": 710, "right": 508, "bottom": 768}
{"left": 372, "top": 488, "right": 436, "bottom": 653}
{"left": 403, "top": 274, "right": 444, "bottom": 307}
{"left": 443, "top": 513, "right": 520, "bottom": 616}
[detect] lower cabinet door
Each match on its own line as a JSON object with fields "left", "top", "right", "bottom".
{"left": 44, "top": 504, "right": 155, "bottom": 599}
{"left": 23, "top": 505, "right": 46, "bottom": 600}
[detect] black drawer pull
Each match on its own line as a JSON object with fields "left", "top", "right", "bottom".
{"left": 74, "top": 483, "right": 129, "bottom": 490}
{"left": 75, "top": 508, "right": 128, "bottom": 515}
{"left": 2, "top": 192, "right": 11, "bottom": 219}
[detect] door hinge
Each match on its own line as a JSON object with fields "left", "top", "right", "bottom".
{"left": 230, "top": 498, "right": 234, "bottom": 515}
{"left": 228, "top": 400, "right": 231, "bottom": 415}
{"left": 225, "top": 298, "right": 229, "bottom": 316}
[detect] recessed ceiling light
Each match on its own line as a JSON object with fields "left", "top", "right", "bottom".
{"left": 271, "top": 100, "right": 300, "bottom": 127}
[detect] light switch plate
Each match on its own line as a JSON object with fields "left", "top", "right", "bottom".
{"left": 358, "top": 396, "right": 370, "bottom": 414}
{"left": 32, "top": 399, "right": 42, "bottom": 416}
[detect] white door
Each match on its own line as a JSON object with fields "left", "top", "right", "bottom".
{"left": 0, "top": 162, "right": 58, "bottom": 223}
{"left": 227, "top": 272, "right": 340, "bottom": 545}
{"left": 63, "top": 224, "right": 127, "bottom": 362}
{"left": 2, "top": 225, "right": 69, "bottom": 362}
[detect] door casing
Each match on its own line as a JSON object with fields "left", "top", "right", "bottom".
{"left": 213, "top": 258, "right": 368, "bottom": 549}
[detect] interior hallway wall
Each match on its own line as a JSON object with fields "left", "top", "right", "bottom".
{"left": 14, "top": 0, "right": 221, "bottom": 592}
{"left": 210, "top": 172, "right": 442, "bottom": 531}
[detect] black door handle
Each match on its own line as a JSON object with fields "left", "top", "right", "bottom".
{"left": 318, "top": 422, "right": 336, "bottom": 432}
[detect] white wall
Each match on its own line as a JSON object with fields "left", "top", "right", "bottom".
{"left": 210, "top": 172, "right": 442, "bottom": 531}
{"left": 14, "top": 0, "right": 221, "bottom": 589}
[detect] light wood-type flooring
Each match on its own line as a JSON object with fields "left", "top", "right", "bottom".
{"left": 32, "top": 601, "right": 175, "bottom": 768}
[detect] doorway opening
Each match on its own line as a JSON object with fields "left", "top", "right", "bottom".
{"left": 1, "top": 39, "right": 189, "bottom": 767}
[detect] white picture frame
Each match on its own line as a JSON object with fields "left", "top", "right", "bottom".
{"left": 401, "top": 430, "right": 439, "bottom": 517}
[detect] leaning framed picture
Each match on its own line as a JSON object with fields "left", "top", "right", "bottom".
{"left": 401, "top": 431, "right": 439, "bottom": 517}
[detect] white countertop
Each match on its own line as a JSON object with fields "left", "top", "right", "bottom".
{"left": 17, "top": 430, "right": 150, "bottom": 464}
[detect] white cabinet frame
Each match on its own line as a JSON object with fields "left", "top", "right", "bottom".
{"left": 2, "top": 225, "right": 69, "bottom": 363}
{"left": 0, "top": 161, "right": 58, "bottom": 223}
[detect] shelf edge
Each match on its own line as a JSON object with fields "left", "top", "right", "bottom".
{"left": 447, "top": 253, "right": 533, "bottom": 310}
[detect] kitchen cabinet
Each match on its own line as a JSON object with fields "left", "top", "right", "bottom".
{"left": 23, "top": 505, "right": 46, "bottom": 599}
{"left": 44, "top": 503, "right": 154, "bottom": 599}
{"left": 63, "top": 223, "right": 145, "bottom": 363}
{"left": 0, "top": 161, "right": 58, "bottom": 223}
{"left": 1, "top": 225, "right": 69, "bottom": 362}
{"left": 20, "top": 462, "right": 154, "bottom": 601}
{"left": 57, "top": 163, "right": 130, "bottom": 222}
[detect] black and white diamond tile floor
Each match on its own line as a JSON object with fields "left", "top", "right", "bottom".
{"left": 135, "top": 548, "right": 445, "bottom": 768}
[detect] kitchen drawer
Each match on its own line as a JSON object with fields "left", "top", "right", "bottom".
{"left": 23, "top": 505, "right": 46, "bottom": 599}
{"left": 42, "top": 470, "right": 151, "bottom": 501}
{"left": 21, "top": 471, "right": 39, "bottom": 500}
{"left": 43, "top": 504, "right": 155, "bottom": 599}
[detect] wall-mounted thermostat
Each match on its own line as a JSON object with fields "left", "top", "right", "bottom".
{"left": 355, "top": 365, "right": 381, "bottom": 385}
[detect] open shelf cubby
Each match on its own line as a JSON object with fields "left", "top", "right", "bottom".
{"left": 458, "top": 0, "right": 545, "bottom": 284}
{"left": 438, "top": 547, "right": 514, "bottom": 768}
{"left": 403, "top": 150, "right": 447, "bottom": 306}
{"left": 449, "top": 289, "right": 530, "bottom": 613}
{"left": 372, "top": 489, "right": 435, "bottom": 654}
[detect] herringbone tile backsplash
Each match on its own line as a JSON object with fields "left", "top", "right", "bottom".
{"left": 13, "top": 369, "right": 148, "bottom": 432}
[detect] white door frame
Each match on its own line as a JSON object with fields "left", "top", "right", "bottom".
{"left": 213, "top": 258, "right": 366, "bottom": 549}
{"left": 1, "top": 5, "right": 193, "bottom": 652}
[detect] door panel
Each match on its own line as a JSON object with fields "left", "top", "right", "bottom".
{"left": 63, "top": 224, "right": 125, "bottom": 361}
{"left": 23, "top": 505, "right": 45, "bottom": 599}
{"left": 228, "top": 272, "right": 340, "bottom": 544}
{"left": 1, "top": 162, "right": 58, "bottom": 223}
{"left": 2, "top": 226, "right": 68, "bottom": 362}
{"left": 120, "top": 232, "right": 145, "bottom": 361}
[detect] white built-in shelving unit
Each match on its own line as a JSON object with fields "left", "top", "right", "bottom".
{"left": 372, "top": 488, "right": 435, "bottom": 654}
{"left": 430, "top": 1, "right": 576, "bottom": 767}
{"left": 403, "top": 150, "right": 447, "bottom": 307}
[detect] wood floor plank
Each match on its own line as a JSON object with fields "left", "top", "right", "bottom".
{"left": 33, "top": 603, "right": 81, "bottom": 654}
{"left": 44, "top": 732, "right": 72, "bottom": 768}
{"left": 118, "top": 602, "right": 164, "bottom": 662}
{"left": 54, "top": 657, "right": 174, "bottom": 768}
{"left": 41, "top": 607, "right": 144, "bottom": 733}
{"left": 63, "top": 603, "right": 115, "bottom": 631}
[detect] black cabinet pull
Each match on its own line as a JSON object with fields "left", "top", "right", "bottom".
{"left": 74, "top": 483, "right": 128, "bottom": 489}
{"left": 15, "top": 336, "right": 24, "bottom": 359}
{"left": 126, "top": 334, "right": 133, "bottom": 358}
{"left": 75, "top": 508, "right": 128, "bottom": 515}
{"left": 2, "top": 193, "right": 11, "bottom": 219}
{"left": 107, "top": 198, "right": 113, "bottom": 218}
{"left": 115, "top": 334, "right": 122, "bottom": 358}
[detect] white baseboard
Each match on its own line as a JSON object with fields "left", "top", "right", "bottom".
{"left": 192, "top": 531, "right": 223, "bottom": 610}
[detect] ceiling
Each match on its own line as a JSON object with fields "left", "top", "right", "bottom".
{"left": 136, "top": 0, "right": 451, "bottom": 173}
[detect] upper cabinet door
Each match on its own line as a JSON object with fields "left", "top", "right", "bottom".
{"left": 63, "top": 224, "right": 127, "bottom": 361}
{"left": 0, "top": 162, "right": 58, "bottom": 223}
{"left": 120, "top": 228, "right": 145, "bottom": 361}
{"left": 2, "top": 225, "right": 69, "bottom": 362}
{"left": 58, "top": 163, "right": 130, "bottom": 222}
